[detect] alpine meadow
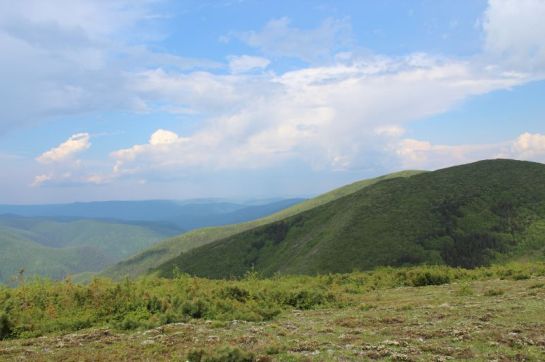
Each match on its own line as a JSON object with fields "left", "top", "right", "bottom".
{"left": 2, "top": 1, "right": 545, "bottom": 361}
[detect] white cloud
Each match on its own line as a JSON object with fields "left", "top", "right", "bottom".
{"left": 0, "top": 0, "right": 218, "bottom": 134}
{"left": 483, "top": 0, "right": 545, "bottom": 72}
{"left": 130, "top": 67, "right": 283, "bottom": 116}
{"left": 111, "top": 54, "right": 527, "bottom": 177}
{"left": 374, "top": 126, "right": 405, "bottom": 137}
{"left": 396, "top": 132, "right": 545, "bottom": 170}
{"left": 36, "top": 133, "right": 91, "bottom": 164}
{"left": 228, "top": 55, "right": 270, "bottom": 73}
{"left": 18, "top": 1, "right": 545, "bottom": 189}
{"left": 149, "top": 129, "right": 180, "bottom": 145}
{"left": 32, "top": 132, "right": 97, "bottom": 187}
{"left": 236, "top": 17, "right": 352, "bottom": 62}
{"left": 510, "top": 132, "right": 545, "bottom": 159}
{"left": 31, "top": 173, "right": 53, "bottom": 187}
{"left": 395, "top": 139, "right": 500, "bottom": 169}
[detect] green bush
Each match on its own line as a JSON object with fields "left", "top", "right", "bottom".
{"left": 220, "top": 286, "right": 250, "bottom": 302}
{"left": 181, "top": 298, "right": 209, "bottom": 319}
{"left": 512, "top": 273, "right": 530, "bottom": 280}
{"left": 283, "top": 289, "right": 331, "bottom": 310}
{"left": 456, "top": 282, "right": 474, "bottom": 296}
{"left": 0, "top": 312, "right": 12, "bottom": 339}
{"left": 408, "top": 270, "right": 451, "bottom": 287}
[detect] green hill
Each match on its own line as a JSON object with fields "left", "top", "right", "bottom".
{"left": 103, "top": 170, "right": 423, "bottom": 279}
{"left": 154, "top": 159, "right": 545, "bottom": 278}
{"left": 0, "top": 217, "right": 176, "bottom": 283}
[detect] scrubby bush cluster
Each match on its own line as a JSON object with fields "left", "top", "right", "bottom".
{"left": 0, "top": 262, "right": 544, "bottom": 339}
{"left": 0, "top": 272, "right": 335, "bottom": 339}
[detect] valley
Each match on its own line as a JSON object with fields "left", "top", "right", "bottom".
{"left": 0, "top": 199, "right": 303, "bottom": 283}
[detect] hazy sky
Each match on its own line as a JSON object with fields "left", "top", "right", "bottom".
{"left": 1, "top": 0, "right": 545, "bottom": 203}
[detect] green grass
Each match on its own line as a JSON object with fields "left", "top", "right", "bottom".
{"left": 1, "top": 262, "right": 545, "bottom": 339}
{"left": 102, "top": 170, "right": 423, "bottom": 279}
{"left": 1, "top": 262, "right": 545, "bottom": 360}
{"left": 155, "top": 159, "right": 545, "bottom": 278}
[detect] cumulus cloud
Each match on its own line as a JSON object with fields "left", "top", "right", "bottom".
{"left": 510, "top": 132, "right": 545, "bottom": 159}
{"left": 36, "top": 133, "right": 91, "bottom": 164}
{"left": 396, "top": 132, "right": 545, "bottom": 170}
{"left": 31, "top": 173, "right": 53, "bottom": 187}
{"left": 228, "top": 55, "right": 270, "bottom": 73}
{"left": 483, "top": 0, "right": 545, "bottom": 72}
{"left": 395, "top": 139, "right": 501, "bottom": 169}
{"left": 33, "top": 132, "right": 94, "bottom": 187}
{"left": 149, "top": 129, "right": 180, "bottom": 145}
{"left": 111, "top": 54, "right": 527, "bottom": 177}
{"left": 19, "top": 0, "right": 545, "bottom": 189}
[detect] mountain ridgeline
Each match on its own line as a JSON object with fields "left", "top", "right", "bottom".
{"left": 154, "top": 159, "right": 545, "bottom": 278}
{"left": 0, "top": 199, "right": 304, "bottom": 230}
{"left": 102, "top": 170, "right": 423, "bottom": 279}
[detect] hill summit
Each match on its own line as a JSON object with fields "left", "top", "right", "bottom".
{"left": 154, "top": 159, "right": 545, "bottom": 278}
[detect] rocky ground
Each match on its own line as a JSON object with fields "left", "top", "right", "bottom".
{"left": 1, "top": 277, "right": 545, "bottom": 361}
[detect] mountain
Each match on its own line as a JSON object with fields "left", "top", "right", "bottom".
{"left": 103, "top": 170, "right": 423, "bottom": 278}
{"left": 0, "top": 199, "right": 304, "bottom": 230}
{"left": 153, "top": 159, "right": 545, "bottom": 278}
{"left": 0, "top": 199, "right": 304, "bottom": 283}
{"left": 0, "top": 216, "right": 178, "bottom": 283}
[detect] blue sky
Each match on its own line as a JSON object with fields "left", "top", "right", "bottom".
{"left": 1, "top": 0, "right": 545, "bottom": 203}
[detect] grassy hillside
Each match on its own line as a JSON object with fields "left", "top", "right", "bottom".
{"left": 103, "top": 170, "right": 423, "bottom": 279}
{"left": 0, "top": 217, "right": 176, "bottom": 283}
{"left": 156, "top": 159, "right": 545, "bottom": 278}
{"left": 1, "top": 263, "right": 545, "bottom": 361}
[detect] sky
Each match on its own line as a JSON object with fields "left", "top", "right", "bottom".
{"left": 1, "top": 0, "right": 545, "bottom": 204}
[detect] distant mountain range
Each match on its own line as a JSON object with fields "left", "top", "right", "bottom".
{"left": 0, "top": 198, "right": 304, "bottom": 283}
{"left": 0, "top": 215, "right": 176, "bottom": 283}
{"left": 0, "top": 198, "right": 304, "bottom": 230}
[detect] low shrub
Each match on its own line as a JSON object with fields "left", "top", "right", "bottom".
{"left": 219, "top": 286, "right": 250, "bottom": 302}
{"left": 456, "top": 282, "right": 475, "bottom": 296}
{"left": 0, "top": 312, "right": 12, "bottom": 339}
{"left": 0, "top": 262, "right": 543, "bottom": 339}
{"left": 283, "top": 289, "right": 331, "bottom": 310}
{"left": 408, "top": 270, "right": 451, "bottom": 287}
{"left": 512, "top": 273, "right": 530, "bottom": 280}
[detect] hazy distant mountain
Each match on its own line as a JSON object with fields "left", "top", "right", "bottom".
{"left": 0, "top": 199, "right": 304, "bottom": 283}
{"left": 0, "top": 199, "right": 304, "bottom": 230}
{"left": 0, "top": 215, "right": 177, "bottom": 283}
